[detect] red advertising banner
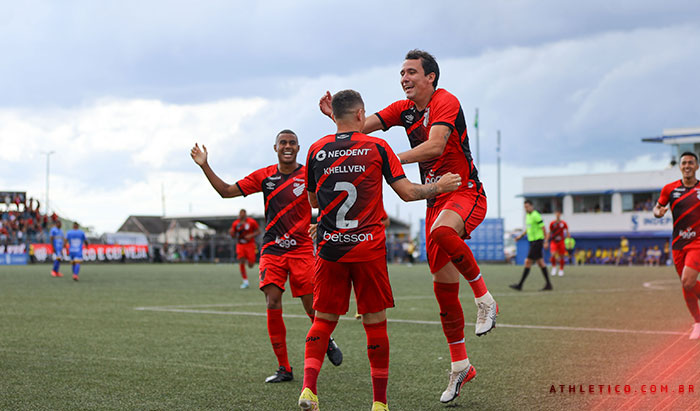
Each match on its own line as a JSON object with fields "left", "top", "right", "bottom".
{"left": 32, "top": 244, "right": 149, "bottom": 262}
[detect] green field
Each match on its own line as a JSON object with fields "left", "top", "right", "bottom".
{"left": 1, "top": 263, "right": 698, "bottom": 410}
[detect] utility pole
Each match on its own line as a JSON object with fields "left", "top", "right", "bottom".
{"left": 41, "top": 150, "right": 55, "bottom": 214}
{"left": 497, "top": 130, "right": 502, "bottom": 219}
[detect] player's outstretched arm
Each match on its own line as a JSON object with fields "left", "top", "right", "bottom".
{"left": 653, "top": 203, "right": 668, "bottom": 218}
{"left": 190, "top": 143, "right": 242, "bottom": 198}
{"left": 397, "top": 124, "right": 450, "bottom": 164}
{"left": 390, "top": 172, "right": 461, "bottom": 202}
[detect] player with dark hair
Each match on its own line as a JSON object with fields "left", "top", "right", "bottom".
{"left": 319, "top": 49, "right": 497, "bottom": 404}
{"left": 654, "top": 151, "right": 700, "bottom": 340}
{"left": 511, "top": 200, "right": 552, "bottom": 291}
{"left": 299, "top": 89, "right": 461, "bottom": 411}
{"left": 191, "top": 129, "right": 343, "bottom": 385}
{"left": 548, "top": 210, "right": 569, "bottom": 276}
{"left": 65, "top": 222, "right": 87, "bottom": 281}
{"left": 49, "top": 220, "right": 64, "bottom": 277}
{"left": 229, "top": 208, "right": 260, "bottom": 289}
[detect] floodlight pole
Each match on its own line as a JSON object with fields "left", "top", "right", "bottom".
{"left": 497, "top": 130, "right": 501, "bottom": 219}
{"left": 475, "top": 108, "right": 480, "bottom": 170}
{"left": 41, "top": 150, "right": 55, "bottom": 214}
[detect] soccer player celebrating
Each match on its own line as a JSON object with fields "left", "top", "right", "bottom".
{"left": 510, "top": 200, "right": 553, "bottom": 291}
{"left": 654, "top": 151, "right": 700, "bottom": 340}
{"left": 191, "top": 130, "right": 343, "bottom": 384}
{"left": 299, "top": 89, "right": 461, "bottom": 411}
{"left": 49, "top": 220, "right": 64, "bottom": 277}
{"left": 319, "top": 49, "right": 497, "bottom": 404}
{"left": 229, "top": 209, "right": 260, "bottom": 289}
{"left": 548, "top": 210, "right": 569, "bottom": 276}
{"left": 65, "top": 222, "right": 88, "bottom": 281}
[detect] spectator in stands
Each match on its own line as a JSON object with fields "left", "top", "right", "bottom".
{"left": 646, "top": 245, "right": 662, "bottom": 266}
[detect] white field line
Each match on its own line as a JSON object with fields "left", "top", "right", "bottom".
{"left": 642, "top": 279, "right": 679, "bottom": 290}
{"left": 134, "top": 305, "right": 687, "bottom": 336}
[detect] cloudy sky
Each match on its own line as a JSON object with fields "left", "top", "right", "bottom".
{"left": 2, "top": 1, "right": 699, "bottom": 233}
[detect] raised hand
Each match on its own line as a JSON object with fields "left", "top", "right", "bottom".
{"left": 319, "top": 91, "right": 333, "bottom": 118}
{"left": 190, "top": 143, "right": 208, "bottom": 166}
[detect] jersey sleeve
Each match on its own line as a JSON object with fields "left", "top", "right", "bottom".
{"left": 377, "top": 141, "right": 406, "bottom": 184}
{"left": 236, "top": 168, "right": 267, "bottom": 197}
{"left": 657, "top": 183, "right": 674, "bottom": 206}
{"left": 375, "top": 100, "right": 409, "bottom": 131}
{"left": 230, "top": 220, "right": 239, "bottom": 237}
{"left": 430, "top": 92, "right": 459, "bottom": 131}
{"left": 306, "top": 145, "right": 318, "bottom": 193}
{"left": 250, "top": 218, "right": 259, "bottom": 231}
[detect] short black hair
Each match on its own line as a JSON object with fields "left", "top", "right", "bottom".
{"left": 405, "top": 49, "right": 440, "bottom": 88}
{"left": 331, "top": 89, "right": 364, "bottom": 120}
{"left": 524, "top": 199, "right": 533, "bottom": 205}
{"left": 275, "top": 129, "right": 298, "bottom": 143}
{"left": 680, "top": 151, "right": 698, "bottom": 162}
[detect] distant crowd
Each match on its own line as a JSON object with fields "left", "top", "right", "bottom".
{"left": 571, "top": 242, "right": 669, "bottom": 266}
{"left": 0, "top": 196, "right": 59, "bottom": 245}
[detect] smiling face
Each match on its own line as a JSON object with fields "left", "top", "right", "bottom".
{"left": 274, "top": 132, "right": 300, "bottom": 165}
{"left": 679, "top": 153, "right": 699, "bottom": 180}
{"left": 400, "top": 58, "right": 436, "bottom": 104}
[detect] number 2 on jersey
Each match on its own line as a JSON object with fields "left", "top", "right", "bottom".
{"left": 334, "top": 182, "right": 358, "bottom": 229}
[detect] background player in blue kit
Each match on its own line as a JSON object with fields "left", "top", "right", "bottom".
{"left": 49, "top": 220, "right": 65, "bottom": 277}
{"left": 66, "top": 222, "right": 88, "bottom": 281}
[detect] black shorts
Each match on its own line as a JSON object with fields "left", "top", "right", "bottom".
{"left": 527, "top": 240, "right": 544, "bottom": 260}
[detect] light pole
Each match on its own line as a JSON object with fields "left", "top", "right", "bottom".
{"left": 41, "top": 150, "right": 55, "bottom": 215}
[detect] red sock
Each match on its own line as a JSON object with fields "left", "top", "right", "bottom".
{"left": 302, "top": 317, "right": 337, "bottom": 395}
{"left": 364, "top": 320, "right": 389, "bottom": 404}
{"left": 550, "top": 256, "right": 556, "bottom": 266}
{"left": 559, "top": 258, "right": 565, "bottom": 270}
{"left": 433, "top": 282, "right": 467, "bottom": 362}
{"left": 682, "top": 289, "right": 700, "bottom": 322}
{"left": 430, "top": 226, "right": 487, "bottom": 297}
{"left": 693, "top": 281, "right": 700, "bottom": 298}
{"left": 267, "top": 309, "right": 290, "bottom": 370}
{"left": 239, "top": 263, "right": 247, "bottom": 280}
{"left": 307, "top": 312, "right": 315, "bottom": 323}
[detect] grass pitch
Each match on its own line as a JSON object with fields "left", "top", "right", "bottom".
{"left": 1, "top": 262, "right": 698, "bottom": 410}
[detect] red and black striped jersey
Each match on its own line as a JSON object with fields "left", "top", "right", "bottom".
{"left": 235, "top": 164, "right": 313, "bottom": 257}
{"left": 549, "top": 220, "right": 568, "bottom": 242}
{"left": 375, "top": 88, "right": 485, "bottom": 208}
{"left": 658, "top": 179, "right": 700, "bottom": 251}
{"left": 306, "top": 132, "right": 405, "bottom": 262}
{"left": 230, "top": 217, "right": 259, "bottom": 244}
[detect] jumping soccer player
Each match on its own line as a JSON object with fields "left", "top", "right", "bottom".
{"left": 319, "top": 49, "right": 497, "bottom": 404}
{"left": 65, "top": 222, "right": 87, "bottom": 281}
{"left": 191, "top": 130, "right": 343, "bottom": 384}
{"left": 230, "top": 208, "right": 260, "bottom": 289}
{"left": 654, "top": 151, "right": 700, "bottom": 340}
{"left": 511, "top": 200, "right": 553, "bottom": 291}
{"left": 547, "top": 210, "right": 569, "bottom": 276}
{"left": 49, "top": 220, "right": 64, "bottom": 277}
{"left": 299, "top": 89, "right": 461, "bottom": 411}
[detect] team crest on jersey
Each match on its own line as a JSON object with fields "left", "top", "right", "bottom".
{"left": 673, "top": 191, "right": 681, "bottom": 199}
{"left": 315, "top": 150, "right": 327, "bottom": 161}
{"left": 292, "top": 182, "right": 305, "bottom": 197}
{"left": 423, "top": 107, "right": 430, "bottom": 127}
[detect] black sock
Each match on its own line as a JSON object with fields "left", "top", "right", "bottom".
{"left": 519, "top": 267, "right": 531, "bottom": 286}
{"left": 540, "top": 266, "right": 551, "bottom": 286}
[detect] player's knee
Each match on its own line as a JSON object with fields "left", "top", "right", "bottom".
{"left": 682, "top": 277, "right": 696, "bottom": 292}
{"left": 429, "top": 225, "right": 456, "bottom": 247}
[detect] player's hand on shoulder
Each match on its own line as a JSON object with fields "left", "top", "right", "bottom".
{"left": 436, "top": 172, "right": 462, "bottom": 193}
{"left": 319, "top": 91, "right": 333, "bottom": 118}
{"left": 190, "top": 143, "right": 208, "bottom": 166}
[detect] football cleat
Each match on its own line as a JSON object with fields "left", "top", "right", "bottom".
{"left": 440, "top": 363, "right": 476, "bottom": 403}
{"left": 508, "top": 283, "right": 522, "bottom": 291}
{"left": 540, "top": 284, "right": 553, "bottom": 291}
{"left": 475, "top": 294, "right": 498, "bottom": 336}
{"left": 558, "top": 270, "right": 564, "bottom": 277}
{"left": 240, "top": 282, "right": 249, "bottom": 289}
{"left": 326, "top": 337, "right": 343, "bottom": 366}
{"left": 298, "top": 387, "right": 319, "bottom": 410}
{"left": 550, "top": 267, "right": 558, "bottom": 276}
{"left": 371, "top": 401, "right": 389, "bottom": 411}
{"left": 690, "top": 323, "right": 700, "bottom": 340}
{"left": 265, "top": 366, "right": 293, "bottom": 383}
{"left": 72, "top": 275, "right": 79, "bottom": 282}
{"left": 51, "top": 271, "right": 63, "bottom": 277}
